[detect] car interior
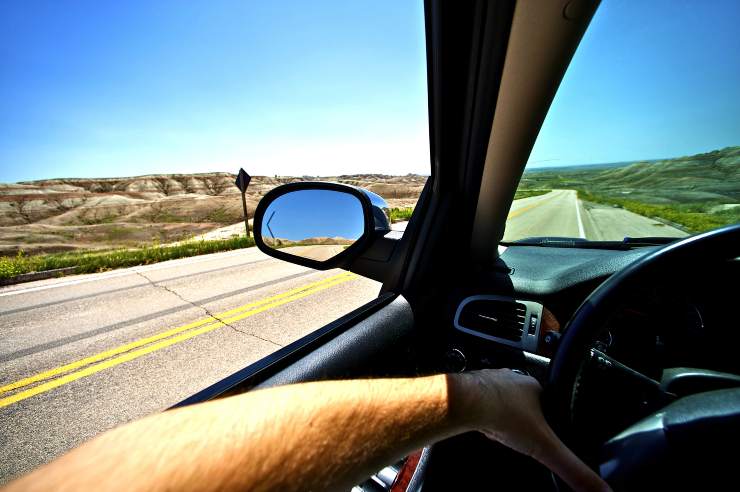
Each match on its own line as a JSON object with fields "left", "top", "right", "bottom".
{"left": 174, "top": 1, "right": 740, "bottom": 490}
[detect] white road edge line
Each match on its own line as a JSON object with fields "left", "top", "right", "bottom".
{"left": 574, "top": 191, "right": 586, "bottom": 238}
{"left": 0, "top": 249, "right": 268, "bottom": 298}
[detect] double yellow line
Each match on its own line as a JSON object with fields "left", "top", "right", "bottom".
{"left": 0, "top": 272, "right": 356, "bottom": 409}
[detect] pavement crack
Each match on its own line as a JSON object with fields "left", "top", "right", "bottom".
{"left": 135, "top": 271, "right": 282, "bottom": 348}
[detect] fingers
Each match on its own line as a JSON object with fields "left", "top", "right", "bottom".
{"left": 469, "top": 369, "right": 611, "bottom": 492}
{"left": 538, "top": 437, "right": 612, "bottom": 492}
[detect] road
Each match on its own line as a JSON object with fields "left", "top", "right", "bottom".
{"left": 0, "top": 249, "right": 380, "bottom": 483}
{"left": 503, "top": 189, "right": 687, "bottom": 241}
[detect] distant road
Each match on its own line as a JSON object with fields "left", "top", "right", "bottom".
{"left": 503, "top": 189, "right": 687, "bottom": 242}
{"left": 0, "top": 249, "right": 380, "bottom": 483}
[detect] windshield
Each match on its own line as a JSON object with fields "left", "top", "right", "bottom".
{"left": 504, "top": 0, "right": 740, "bottom": 243}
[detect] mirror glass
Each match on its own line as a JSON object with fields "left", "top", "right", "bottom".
{"left": 261, "top": 189, "right": 365, "bottom": 262}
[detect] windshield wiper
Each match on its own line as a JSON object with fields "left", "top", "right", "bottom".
{"left": 504, "top": 236, "right": 679, "bottom": 250}
{"left": 622, "top": 236, "right": 678, "bottom": 245}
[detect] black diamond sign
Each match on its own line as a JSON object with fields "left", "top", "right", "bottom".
{"left": 235, "top": 168, "right": 251, "bottom": 193}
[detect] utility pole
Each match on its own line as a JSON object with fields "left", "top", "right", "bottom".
{"left": 234, "top": 168, "right": 252, "bottom": 238}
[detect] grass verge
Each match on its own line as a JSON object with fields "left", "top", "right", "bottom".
{"left": 514, "top": 189, "right": 551, "bottom": 200}
{"left": 576, "top": 190, "right": 739, "bottom": 233}
{"left": 388, "top": 207, "right": 415, "bottom": 223}
{"left": 0, "top": 236, "right": 255, "bottom": 281}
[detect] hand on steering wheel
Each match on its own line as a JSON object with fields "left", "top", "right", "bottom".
{"left": 455, "top": 369, "right": 611, "bottom": 491}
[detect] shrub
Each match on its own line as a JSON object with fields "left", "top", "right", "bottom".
{"left": 388, "top": 207, "right": 414, "bottom": 223}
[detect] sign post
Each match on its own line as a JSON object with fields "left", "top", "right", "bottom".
{"left": 234, "top": 168, "right": 252, "bottom": 238}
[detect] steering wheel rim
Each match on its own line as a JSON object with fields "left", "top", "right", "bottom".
{"left": 545, "top": 224, "right": 740, "bottom": 438}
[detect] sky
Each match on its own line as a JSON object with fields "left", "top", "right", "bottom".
{"left": 262, "top": 189, "right": 363, "bottom": 242}
{"left": 528, "top": 0, "right": 740, "bottom": 168}
{"left": 1, "top": 0, "right": 739, "bottom": 183}
{"left": 0, "top": 0, "right": 429, "bottom": 182}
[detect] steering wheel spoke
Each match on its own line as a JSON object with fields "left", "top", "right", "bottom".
{"left": 568, "top": 348, "right": 675, "bottom": 445}
{"left": 588, "top": 348, "right": 676, "bottom": 408}
{"left": 600, "top": 388, "right": 740, "bottom": 489}
{"left": 545, "top": 225, "right": 740, "bottom": 487}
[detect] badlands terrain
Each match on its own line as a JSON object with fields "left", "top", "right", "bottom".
{"left": 0, "top": 174, "right": 426, "bottom": 255}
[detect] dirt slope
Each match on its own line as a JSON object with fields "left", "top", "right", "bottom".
{"left": 0, "top": 173, "right": 426, "bottom": 255}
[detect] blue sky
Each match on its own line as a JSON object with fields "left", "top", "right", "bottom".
{"left": 1, "top": 1, "right": 738, "bottom": 183}
{"left": 0, "top": 1, "right": 428, "bottom": 182}
{"left": 529, "top": 0, "right": 740, "bottom": 168}
{"left": 262, "top": 189, "right": 363, "bottom": 242}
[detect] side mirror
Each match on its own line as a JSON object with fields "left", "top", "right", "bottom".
{"left": 253, "top": 182, "right": 391, "bottom": 270}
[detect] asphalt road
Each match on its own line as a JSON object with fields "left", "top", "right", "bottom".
{"left": 0, "top": 248, "right": 380, "bottom": 483}
{"left": 503, "top": 189, "right": 687, "bottom": 241}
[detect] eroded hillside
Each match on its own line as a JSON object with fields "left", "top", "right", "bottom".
{"left": 0, "top": 173, "right": 426, "bottom": 255}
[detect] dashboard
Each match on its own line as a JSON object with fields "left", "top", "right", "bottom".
{"left": 439, "top": 245, "right": 739, "bottom": 443}
{"left": 597, "top": 275, "right": 739, "bottom": 379}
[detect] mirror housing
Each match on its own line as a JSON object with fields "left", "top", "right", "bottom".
{"left": 253, "top": 182, "right": 391, "bottom": 270}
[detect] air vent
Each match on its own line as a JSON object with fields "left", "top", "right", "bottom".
{"left": 454, "top": 295, "right": 543, "bottom": 352}
{"left": 458, "top": 299, "right": 526, "bottom": 341}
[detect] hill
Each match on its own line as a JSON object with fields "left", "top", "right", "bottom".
{"left": 2, "top": 145, "right": 737, "bottom": 255}
{"left": 520, "top": 146, "right": 739, "bottom": 233}
{"left": 0, "top": 173, "right": 426, "bottom": 255}
{"left": 520, "top": 146, "right": 740, "bottom": 204}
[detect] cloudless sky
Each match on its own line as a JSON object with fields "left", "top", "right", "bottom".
{"left": 0, "top": 0, "right": 428, "bottom": 182}
{"left": 262, "top": 189, "right": 363, "bottom": 242}
{"left": 1, "top": 0, "right": 738, "bottom": 183}
{"left": 528, "top": 0, "right": 740, "bottom": 168}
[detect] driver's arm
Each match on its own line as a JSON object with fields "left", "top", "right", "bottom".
{"left": 3, "top": 369, "right": 609, "bottom": 492}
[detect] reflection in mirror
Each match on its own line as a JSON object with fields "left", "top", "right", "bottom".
{"left": 261, "top": 189, "right": 365, "bottom": 262}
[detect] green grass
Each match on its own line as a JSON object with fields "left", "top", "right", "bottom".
{"left": 514, "top": 189, "right": 551, "bottom": 200}
{"left": 0, "top": 236, "right": 255, "bottom": 280}
{"left": 577, "top": 190, "right": 739, "bottom": 233}
{"left": 388, "top": 207, "right": 414, "bottom": 223}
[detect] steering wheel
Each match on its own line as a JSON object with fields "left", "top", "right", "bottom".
{"left": 545, "top": 224, "right": 740, "bottom": 490}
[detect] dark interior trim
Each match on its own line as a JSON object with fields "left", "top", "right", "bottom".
{"left": 404, "top": 0, "right": 514, "bottom": 302}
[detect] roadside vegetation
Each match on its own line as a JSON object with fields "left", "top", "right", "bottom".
{"left": 514, "top": 189, "right": 551, "bottom": 200}
{"left": 388, "top": 207, "right": 415, "bottom": 223}
{"left": 0, "top": 236, "right": 254, "bottom": 280}
{"left": 576, "top": 190, "right": 739, "bottom": 233}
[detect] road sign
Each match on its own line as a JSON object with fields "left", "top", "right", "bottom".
{"left": 235, "top": 168, "right": 252, "bottom": 238}
{"left": 235, "top": 168, "right": 251, "bottom": 193}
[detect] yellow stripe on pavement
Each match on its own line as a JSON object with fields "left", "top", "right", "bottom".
{"left": 0, "top": 273, "right": 356, "bottom": 409}
{"left": 507, "top": 191, "right": 559, "bottom": 220}
{"left": 0, "top": 272, "right": 354, "bottom": 398}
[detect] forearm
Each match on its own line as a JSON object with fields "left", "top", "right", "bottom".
{"left": 6, "top": 374, "right": 470, "bottom": 492}
{"left": 6, "top": 371, "right": 609, "bottom": 492}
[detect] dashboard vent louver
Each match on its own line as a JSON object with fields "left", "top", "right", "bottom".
{"left": 457, "top": 299, "right": 527, "bottom": 341}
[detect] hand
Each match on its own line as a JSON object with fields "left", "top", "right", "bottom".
{"left": 452, "top": 369, "right": 612, "bottom": 492}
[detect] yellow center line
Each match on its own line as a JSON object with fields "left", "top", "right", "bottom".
{"left": 0, "top": 273, "right": 357, "bottom": 409}
{"left": 507, "top": 191, "right": 560, "bottom": 220}
{"left": 0, "top": 271, "right": 354, "bottom": 397}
